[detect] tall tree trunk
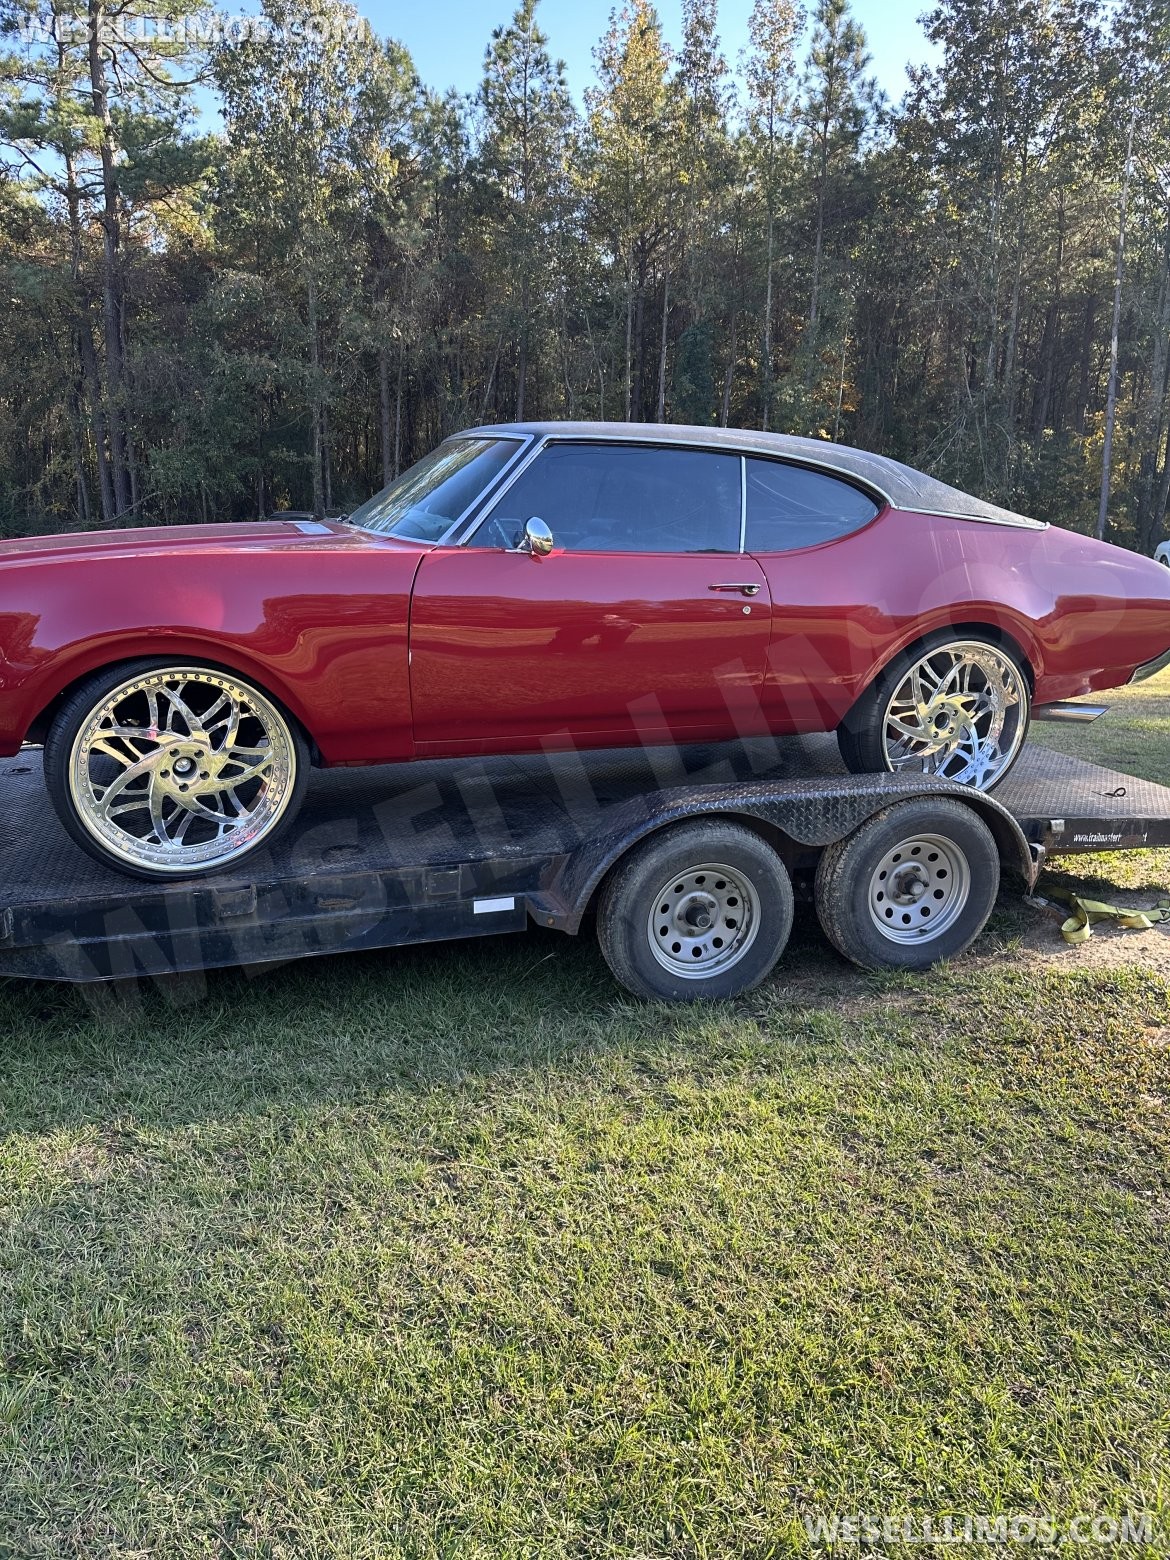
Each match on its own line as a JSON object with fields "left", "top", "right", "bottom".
{"left": 762, "top": 208, "right": 775, "bottom": 431}
{"left": 58, "top": 46, "right": 114, "bottom": 526}
{"left": 323, "top": 403, "right": 333, "bottom": 512}
{"left": 1031, "top": 202, "right": 1064, "bottom": 439}
{"left": 307, "top": 268, "right": 325, "bottom": 519}
{"left": 379, "top": 342, "right": 392, "bottom": 486}
{"left": 1097, "top": 116, "right": 1135, "bottom": 542}
{"left": 624, "top": 253, "right": 634, "bottom": 422}
{"left": 721, "top": 313, "right": 737, "bottom": 428}
{"left": 632, "top": 273, "right": 645, "bottom": 422}
{"left": 808, "top": 123, "right": 829, "bottom": 338}
{"left": 1002, "top": 145, "right": 1030, "bottom": 441}
{"left": 394, "top": 353, "right": 404, "bottom": 478}
{"left": 517, "top": 271, "right": 529, "bottom": 420}
{"left": 87, "top": 0, "right": 130, "bottom": 517}
{"left": 656, "top": 262, "right": 670, "bottom": 422}
{"left": 1074, "top": 294, "right": 1096, "bottom": 436}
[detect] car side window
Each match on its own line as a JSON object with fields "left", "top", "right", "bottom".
{"left": 470, "top": 443, "right": 741, "bottom": 553}
{"left": 745, "top": 458, "right": 879, "bottom": 553}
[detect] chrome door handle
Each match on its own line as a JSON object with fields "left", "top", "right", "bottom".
{"left": 708, "top": 582, "right": 761, "bottom": 596}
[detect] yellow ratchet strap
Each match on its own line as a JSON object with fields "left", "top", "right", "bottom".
{"left": 1043, "top": 885, "right": 1170, "bottom": 945}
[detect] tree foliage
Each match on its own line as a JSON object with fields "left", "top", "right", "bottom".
{"left": 0, "top": 0, "right": 1167, "bottom": 551}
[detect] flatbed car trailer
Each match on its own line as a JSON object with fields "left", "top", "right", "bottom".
{"left": 2, "top": 732, "right": 1170, "bottom": 1001}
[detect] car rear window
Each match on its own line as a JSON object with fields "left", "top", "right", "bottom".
{"left": 745, "top": 458, "right": 879, "bottom": 552}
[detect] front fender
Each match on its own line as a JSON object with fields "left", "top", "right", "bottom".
{"left": 0, "top": 540, "right": 422, "bottom": 763}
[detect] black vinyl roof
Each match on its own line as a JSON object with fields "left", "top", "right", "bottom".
{"left": 462, "top": 421, "right": 1045, "bottom": 530}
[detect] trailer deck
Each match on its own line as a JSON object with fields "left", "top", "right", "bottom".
{"left": 2, "top": 736, "right": 1169, "bottom": 984}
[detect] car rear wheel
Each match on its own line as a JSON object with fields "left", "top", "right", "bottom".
{"left": 838, "top": 634, "right": 1030, "bottom": 792}
{"left": 597, "top": 820, "right": 794, "bottom": 1001}
{"left": 44, "top": 660, "right": 310, "bottom": 880}
{"left": 814, "top": 797, "right": 1000, "bottom": 970}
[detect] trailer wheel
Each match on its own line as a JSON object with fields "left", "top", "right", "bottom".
{"left": 815, "top": 797, "right": 1000, "bottom": 971}
{"left": 596, "top": 820, "right": 794, "bottom": 1002}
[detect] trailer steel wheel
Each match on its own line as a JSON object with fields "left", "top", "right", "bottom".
{"left": 44, "top": 660, "right": 310, "bottom": 880}
{"left": 815, "top": 797, "right": 1000, "bottom": 970}
{"left": 598, "top": 820, "right": 794, "bottom": 1001}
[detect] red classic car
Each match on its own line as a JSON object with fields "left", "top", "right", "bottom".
{"left": 2, "top": 422, "right": 1168, "bottom": 880}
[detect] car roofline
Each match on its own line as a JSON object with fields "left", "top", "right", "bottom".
{"left": 456, "top": 421, "right": 1046, "bottom": 531}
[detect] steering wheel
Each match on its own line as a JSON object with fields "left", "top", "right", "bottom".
{"left": 481, "top": 514, "right": 521, "bottom": 550}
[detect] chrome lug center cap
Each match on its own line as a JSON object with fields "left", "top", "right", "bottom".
{"left": 156, "top": 741, "right": 215, "bottom": 793}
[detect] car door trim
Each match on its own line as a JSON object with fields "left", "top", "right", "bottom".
{"left": 455, "top": 434, "right": 752, "bottom": 555}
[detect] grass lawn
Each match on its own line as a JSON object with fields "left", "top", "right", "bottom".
{"left": 2, "top": 682, "right": 1170, "bottom": 1556}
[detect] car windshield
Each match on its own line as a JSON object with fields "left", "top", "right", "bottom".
{"left": 346, "top": 436, "right": 520, "bottom": 541}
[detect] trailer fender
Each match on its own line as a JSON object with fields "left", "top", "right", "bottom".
{"left": 530, "top": 773, "right": 1036, "bottom": 935}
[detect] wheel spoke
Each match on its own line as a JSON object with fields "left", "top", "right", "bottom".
{"left": 881, "top": 643, "right": 1026, "bottom": 791}
{"left": 159, "top": 683, "right": 205, "bottom": 739}
{"left": 69, "top": 667, "right": 297, "bottom": 872}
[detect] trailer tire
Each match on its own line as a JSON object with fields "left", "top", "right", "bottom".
{"left": 815, "top": 797, "right": 1000, "bottom": 971}
{"left": 597, "top": 820, "right": 794, "bottom": 1002}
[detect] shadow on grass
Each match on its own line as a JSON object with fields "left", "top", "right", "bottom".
{"left": 0, "top": 906, "right": 893, "bottom": 1137}
{"left": 1, "top": 876, "right": 1162, "bottom": 1142}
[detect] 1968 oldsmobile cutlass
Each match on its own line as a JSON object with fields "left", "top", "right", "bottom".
{"left": 2, "top": 422, "right": 1168, "bottom": 880}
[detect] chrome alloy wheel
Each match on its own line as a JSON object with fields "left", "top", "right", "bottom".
{"left": 68, "top": 666, "right": 298, "bottom": 874}
{"left": 882, "top": 641, "right": 1028, "bottom": 789}
{"left": 867, "top": 832, "right": 971, "bottom": 944}
{"left": 647, "top": 861, "right": 760, "bottom": 979}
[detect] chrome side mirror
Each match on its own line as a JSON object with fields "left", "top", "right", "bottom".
{"left": 520, "top": 516, "right": 554, "bottom": 557}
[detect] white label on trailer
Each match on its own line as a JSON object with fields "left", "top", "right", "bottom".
{"left": 474, "top": 896, "right": 517, "bottom": 915}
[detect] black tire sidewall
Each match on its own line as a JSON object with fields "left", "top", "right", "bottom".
{"left": 815, "top": 799, "right": 1000, "bottom": 970}
{"left": 598, "top": 821, "right": 795, "bottom": 1002}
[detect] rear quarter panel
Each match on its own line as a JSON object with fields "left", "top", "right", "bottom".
{"left": 755, "top": 509, "right": 1170, "bottom": 728}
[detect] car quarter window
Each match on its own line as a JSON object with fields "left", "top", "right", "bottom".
{"left": 470, "top": 443, "right": 742, "bottom": 553}
{"left": 745, "top": 458, "right": 880, "bottom": 553}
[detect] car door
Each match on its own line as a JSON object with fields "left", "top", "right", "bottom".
{"left": 408, "top": 441, "right": 773, "bottom": 754}
{"left": 742, "top": 456, "right": 886, "bottom": 732}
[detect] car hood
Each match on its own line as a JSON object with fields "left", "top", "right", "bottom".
{"left": 0, "top": 519, "right": 409, "bottom": 565}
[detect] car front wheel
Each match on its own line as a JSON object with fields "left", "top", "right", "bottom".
{"left": 44, "top": 660, "right": 310, "bottom": 879}
{"left": 837, "top": 635, "right": 1030, "bottom": 792}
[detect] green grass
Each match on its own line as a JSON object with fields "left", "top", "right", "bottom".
{"left": 1030, "top": 666, "right": 1170, "bottom": 784}
{"left": 3, "top": 687, "right": 1170, "bottom": 1556}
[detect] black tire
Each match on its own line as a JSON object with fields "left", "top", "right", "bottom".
{"left": 44, "top": 658, "right": 311, "bottom": 881}
{"left": 814, "top": 797, "right": 1000, "bottom": 971}
{"left": 837, "top": 631, "right": 1031, "bottom": 793}
{"left": 596, "top": 819, "right": 795, "bottom": 1002}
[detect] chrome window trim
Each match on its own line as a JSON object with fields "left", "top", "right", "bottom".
{"left": 455, "top": 436, "right": 552, "bottom": 552}
{"left": 458, "top": 422, "right": 1049, "bottom": 529}
{"left": 383, "top": 434, "right": 533, "bottom": 547}
{"left": 741, "top": 451, "right": 884, "bottom": 554}
{"left": 459, "top": 434, "right": 746, "bottom": 554}
{"left": 739, "top": 456, "right": 747, "bottom": 553}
